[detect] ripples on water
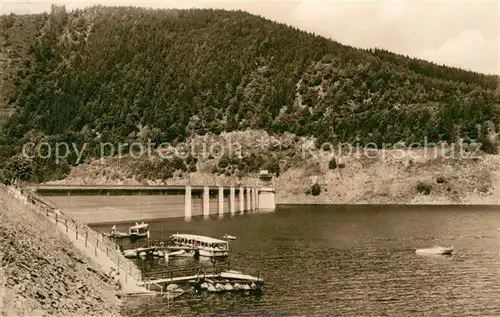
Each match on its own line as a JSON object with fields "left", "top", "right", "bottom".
{"left": 94, "top": 204, "right": 500, "bottom": 316}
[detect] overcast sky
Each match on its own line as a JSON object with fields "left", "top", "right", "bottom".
{"left": 1, "top": 0, "right": 499, "bottom": 75}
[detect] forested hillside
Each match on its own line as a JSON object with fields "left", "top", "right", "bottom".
{"left": 1, "top": 5, "right": 499, "bottom": 183}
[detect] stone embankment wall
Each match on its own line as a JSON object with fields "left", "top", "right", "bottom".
{"left": 0, "top": 184, "right": 150, "bottom": 316}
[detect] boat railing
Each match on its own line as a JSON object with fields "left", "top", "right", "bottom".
{"left": 131, "top": 238, "right": 227, "bottom": 250}
{"left": 139, "top": 238, "right": 228, "bottom": 251}
{"left": 0, "top": 184, "right": 143, "bottom": 284}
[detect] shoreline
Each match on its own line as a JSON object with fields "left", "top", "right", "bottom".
{"left": 277, "top": 202, "right": 500, "bottom": 206}
{"left": 276, "top": 194, "right": 500, "bottom": 205}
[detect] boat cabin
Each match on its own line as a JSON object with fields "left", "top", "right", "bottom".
{"left": 171, "top": 233, "right": 229, "bottom": 251}
{"left": 129, "top": 222, "right": 149, "bottom": 236}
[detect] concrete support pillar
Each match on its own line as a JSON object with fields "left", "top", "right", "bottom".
{"left": 258, "top": 188, "right": 276, "bottom": 212}
{"left": 184, "top": 185, "right": 192, "bottom": 221}
{"left": 248, "top": 188, "right": 252, "bottom": 211}
{"left": 229, "top": 186, "right": 236, "bottom": 214}
{"left": 255, "top": 187, "right": 258, "bottom": 210}
{"left": 218, "top": 186, "right": 224, "bottom": 217}
{"left": 203, "top": 186, "right": 210, "bottom": 218}
{"left": 249, "top": 188, "right": 252, "bottom": 210}
{"left": 251, "top": 188, "right": 256, "bottom": 210}
{"left": 255, "top": 188, "right": 259, "bottom": 210}
{"left": 239, "top": 187, "right": 244, "bottom": 213}
{"left": 256, "top": 188, "right": 260, "bottom": 210}
{"left": 246, "top": 188, "right": 251, "bottom": 211}
{"left": 251, "top": 187, "right": 255, "bottom": 210}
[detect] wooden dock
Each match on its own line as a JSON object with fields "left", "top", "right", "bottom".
{"left": 138, "top": 271, "right": 263, "bottom": 286}
{"left": 137, "top": 260, "right": 263, "bottom": 293}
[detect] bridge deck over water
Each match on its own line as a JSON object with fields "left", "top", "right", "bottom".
{"left": 27, "top": 183, "right": 277, "bottom": 217}
{"left": 28, "top": 184, "right": 275, "bottom": 196}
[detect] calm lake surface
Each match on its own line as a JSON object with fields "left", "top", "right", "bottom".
{"left": 91, "top": 204, "right": 500, "bottom": 317}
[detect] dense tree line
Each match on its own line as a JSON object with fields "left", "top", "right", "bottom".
{"left": 0, "top": 6, "right": 499, "bottom": 182}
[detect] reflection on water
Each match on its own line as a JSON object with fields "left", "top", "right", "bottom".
{"left": 92, "top": 204, "right": 500, "bottom": 316}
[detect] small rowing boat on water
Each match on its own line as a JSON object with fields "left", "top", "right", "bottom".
{"left": 162, "top": 289, "right": 185, "bottom": 299}
{"left": 222, "top": 234, "right": 236, "bottom": 240}
{"left": 165, "top": 249, "right": 195, "bottom": 258}
{"left": 123, "top": 247, "right": 151, "bottom": 258}
{"left": 416, "top": 245, "right": 453, "bottom": 255}
{"left": 123, "top": 247, "right": 165, "bottom": 258}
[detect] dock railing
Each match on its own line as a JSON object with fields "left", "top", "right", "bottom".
{"left": 0, "top": 184, "right": 143, "bottom": 284}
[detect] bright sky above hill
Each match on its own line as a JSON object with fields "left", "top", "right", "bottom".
{"left": 1, "top": 0, "right": 499, "bottom": 75}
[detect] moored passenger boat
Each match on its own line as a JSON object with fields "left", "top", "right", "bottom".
{"left": 168, "top": 233, "right": 229, "bottom": 257}
{"left": 104, "top": 222, "right": 150, "bottom": 239}
{"left": 128, "top": 222, "right": 150, "bottom": 238}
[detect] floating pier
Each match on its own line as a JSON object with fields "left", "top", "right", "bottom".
{"left": 138, "top": 261, "right": 263, "bottom": 295}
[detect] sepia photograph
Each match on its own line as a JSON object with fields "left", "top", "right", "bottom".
{"left": 0, "top": 0, "right": 499, "bottom": 316}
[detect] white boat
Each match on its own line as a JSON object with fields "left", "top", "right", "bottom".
{"left": 222, "top": 234, "right": 236, "bottom": 240}
{"left": 168, "top": 233, "right": 229, "bottom": 257}
{"left": 123, "top": 247, "right": 150, "bottom": 258}
{"left": 162, "top": 285, "right": 185, "bottom": 299}
{"left": 162, "top": 289, "right": 184, "bottom": 299}
{"left": 123, "top": 249, "right": 136, "bottom": 258}
{"left": 105, "top": 222, "right": 150, "bottom": 239}
{"left": 128, "top": 222, "right": 150, "bottom": 238}
{"left": 165, "top": 250, "right": 195, "bottom": 258}
{"left": 416, "top": 245, "right": 453, "bottom": 255}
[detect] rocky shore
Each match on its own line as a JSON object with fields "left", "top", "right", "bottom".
{"left": 0, "top": 194, "right": 122, "bottom": 316}
{"left": 275, "top": 151, "right": 500, "bottom": 205}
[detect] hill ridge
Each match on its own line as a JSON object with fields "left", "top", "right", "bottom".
{"left": 0, "top": 5, "right": 499, "bottom": 185}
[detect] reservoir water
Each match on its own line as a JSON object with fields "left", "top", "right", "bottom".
{"left": 89, "top": 204, "right": 500, "bottom": 316}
